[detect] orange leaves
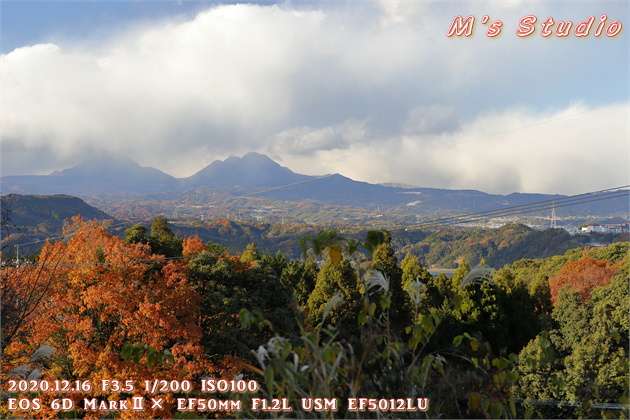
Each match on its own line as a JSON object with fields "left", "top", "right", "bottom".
{"left": 225, "top": 254, "right": 251, "bottom": 274}
{"left": 549, "top": 257, "right": 618, "bottom": 305}
{"left": 3, "top": 218, "right": 209, "bottom": 418}
{"left": 182, "top": 235, "right": 207, "bottom": 256}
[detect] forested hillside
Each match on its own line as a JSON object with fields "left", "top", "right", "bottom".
{"left": 394, "top": 223, "right": 598, "bottom": 269}
{"left": 3, "top": 216, "right": 627, "bottom": 419}
{"left": 168, "top": 220, "right": 610, "bottom": 270}
{"left": 2, "top": 194, "right": 112, "bottom": 233}
{"left": 8, "top": 193, "right": 625, "bottom": 273}
{"left": 0, "top": 194, "right": 114, "bottom": 259}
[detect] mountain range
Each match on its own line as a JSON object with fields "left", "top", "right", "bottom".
{"left": 1, "top": 152, "right": 628, "bottom": 216}
{"left": 2, "top": 152, "right": 308, "bottom": 194}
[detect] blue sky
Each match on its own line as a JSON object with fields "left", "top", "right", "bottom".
{"left": 1, "top": 1, "right": 628, "bottom": 194}
{"left": 1, "top": 1, "right": 213, "bottom": 53}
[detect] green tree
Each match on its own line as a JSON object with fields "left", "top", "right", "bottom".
{"left": 400, "top": 253, "right": 433, "bottom": 318}
{"left": 371, "top": 231, "right": 409, "bottom": 326}
{"left": 148, "top": 215, "right": 182, "bottom": 257}
{"left": 451, "top": 258, "right": 471, "bottom": 290}
{"left": 280, "top": 259, "right": 318, "bottom": 307}
{"left": 530, "top": 275, "right": 554, "bottom": 318}
{"left": 260, "top": 250, "right": 288, "bottom": 277}
{"left": 124, "top": 224, "right": 148, "bottom": 245}
{"left": 500, "top": 280, "right": 542, "bottom": 353}
{"left": 151, "top": 215, "right": 174, "bottom": 240}
{"left": 307, "top": 258, "right": 361, "bottom": 331}
{"left": 241, "top": 242, "right": 260, "bottom": 263}
{"left": 432, "top": 272, "right": 452, "bottom": 298}
{"left": 452, "top": 280, "right": 509, "bottom": 352}
{"left": 401, "top": 252, "right": 432, "bottom": 291}
{"left": 516, "top": 264, "right": 629, "bottom": 419}
{"left": 189, "top": 252, "right": 297, "bottom": 361}
{"left": 207, "top": 241, "right": 229, "bottom": 255}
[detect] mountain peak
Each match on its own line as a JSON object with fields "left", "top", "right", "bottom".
{"left": 242, "top": 151, "right": 273, "bottom": 160}
{"left": 183, "top": 153, "right": 311, "bottom": 187}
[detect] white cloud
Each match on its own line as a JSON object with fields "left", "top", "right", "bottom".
{"left": 269, "top": 119, "right": 367, "bottom": 157}
{"left": 1, "top": 2, "right": 627, "bottom": 195}
{"left": 277, "top": 102, "right": 628, "bottom": 195}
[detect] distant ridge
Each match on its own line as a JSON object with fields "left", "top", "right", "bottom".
{"left": 59, "top": 155, "right": 180, "bottom": 191}
{"left": 1, "top": 152, "right": 312, "bottom": 194}
{"left": 1, "top": 152, "right": 628, "bottom": 217}
{"left": 2, "top": 155, "right": 179, "bottom": 195}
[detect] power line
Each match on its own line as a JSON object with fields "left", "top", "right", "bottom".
{"left": 3, "top": 106, "right": 612, "bottom": 246}
{"left": 10, "top": 185, "right": 628, "bottom": 267}
{"left": 403, "top": 191, "right": 629, "bottom": 231}
{"left": 385, "top": 186, "right": 629, "bottom": 231}
{"left": 17, "top": 253, "right": 207, "bottom": 268}
{"left": 15, "top": 185, "right": 628, "bottom": 250}
{"left": 11, "top": 185, "right": 629, "bottom": 250}
{"left": 12, "top": 217, "right": 155, "bottom": 249}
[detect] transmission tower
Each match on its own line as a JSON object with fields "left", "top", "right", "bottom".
{"left": 551, "top": 201, "right": 557, "bottom": 228}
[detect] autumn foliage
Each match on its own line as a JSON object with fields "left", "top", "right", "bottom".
{"left": 548, "top": 256, "right": 618, "bottom": 305}
{"left": 4, "top": 215, "right": 628, "bottom": 419}
{"left": 2, "top": 218, "right": 217, "bottom": 419}
{"left": 182, "top": 235, "right": 208, "bottom": 256}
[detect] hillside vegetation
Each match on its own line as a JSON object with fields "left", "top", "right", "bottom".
{"left": 166, "top": 220, "right": 609, "bottom": 270}
{"left": 1, "top": 194, "right": 114, "bottom": 259}
{"left": 2, "top": 194, "right": 112, "bottom": 232}
{"left": 394, "top": 223, "right": 597, "bottom": 269}
{"left": 3, "top": 195, "right": 620, "bottom": 272}
{"left": 3, "top": 215, "right": 627, "bottom": 419}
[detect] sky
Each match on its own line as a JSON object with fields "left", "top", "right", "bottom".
{"left": 1, "top": 0, "right": 628, "bottom": 195}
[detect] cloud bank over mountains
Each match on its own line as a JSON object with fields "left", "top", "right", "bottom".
{"left": 1, "top": 1, "right": 628, "bottom": 195}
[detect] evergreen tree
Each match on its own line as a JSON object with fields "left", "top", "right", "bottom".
{"left": 452, "top": 280, "right": 509, "bottom": 351}
{"left": 425, "top": 272, "right": 452, "bottom": 312}
{"left": 432, "top": 272, "right": 451, "bottom": 296}
{"left": 189, "top": 252, "right": 297, "bottom": 361}
{"left": 241, "top": 243, "right": 260, "bottom": 263}
{"left": 148, "top": 216, "right": 182, "bottom": 257}
{"left": 260, "top": 250, "right": 288, "bottom": 277}
{"left": 516, "top": 272, "right": 630, "bottom": 418}
{"left": 151, "top": 215, "right": 174, "bottom": 240}
{"left": 280, "top": 259, "right": 318, "bottom": 307}
{"left": 530, "top": 275, "right": 554, "bottom": 320}
{"left": 401, "top": 253, "right": 433, "bottom": 317}
{"left": 207, "top": 241, "right": 229, "bottom": 255}
{"left": 124, "top": 224, "right": 148, "bottom": 244}
{"left": 401, "top": 253, "right": 433, "bottom": 291}
{"left": 451, "top": 258, "right": 471, "bottom": 290}
{"left": 307, "top": 258, "right": 360, "bottom": 331}
{"left": 371, "top": 231, "right": 409, "bottom": 326}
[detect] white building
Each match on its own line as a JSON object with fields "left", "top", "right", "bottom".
{"left": 581, "top": 223, "right": 629, "bottom": 234}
